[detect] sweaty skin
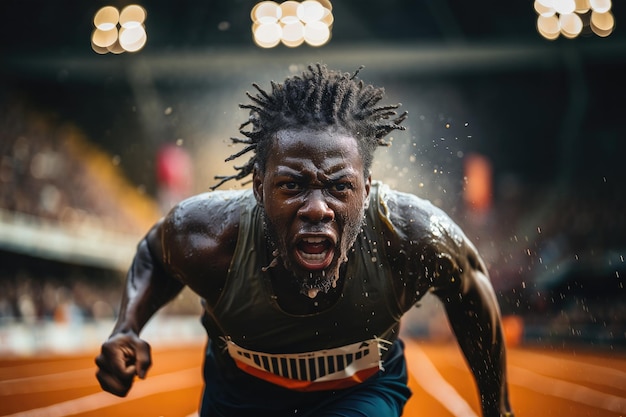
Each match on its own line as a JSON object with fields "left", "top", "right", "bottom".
{"left": 95, "top": 127, "right": 513, "bottom": 417}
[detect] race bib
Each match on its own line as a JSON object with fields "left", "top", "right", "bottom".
{"left": 225, "top": 337, "right": 390, "bottom": 391}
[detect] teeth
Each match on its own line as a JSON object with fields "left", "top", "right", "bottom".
{"left": 303, "top": 237, "right": 325, "bottom": 243}
{"left": 300, "top": 252, "right": 327, "bottom": 261}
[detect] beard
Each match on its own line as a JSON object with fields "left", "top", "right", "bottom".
{"left": 260, "top": 207, "right": 366, "bottom": 298}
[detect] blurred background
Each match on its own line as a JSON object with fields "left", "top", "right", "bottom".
{"left": 0, "top": 0, "right": 624, "bottom": 355}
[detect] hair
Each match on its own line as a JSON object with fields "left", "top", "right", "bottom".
{"left": 211, "top": 63, "right": 408, "bottom": 189}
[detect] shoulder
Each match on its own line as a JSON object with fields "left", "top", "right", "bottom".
{"left": 373, "top": 182, "right": 463, "bottom": 247}
{"left": 157, "top": 189, "right": 253, "bottom": 296}
{"left": 373, "top": 182, "right": 484, "bottom": 274}
{"left": 163, "top": 189, "right": 251, "bottom": 238}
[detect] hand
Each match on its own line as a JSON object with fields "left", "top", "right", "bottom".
{"left": 95, "top": 332, "right": 152, "bottom": 397}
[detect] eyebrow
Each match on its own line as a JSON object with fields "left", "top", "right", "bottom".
{"left": 274, "top": 165, "right": 358, "bottom": 179}
{"left": 323, "top": 171, "right": 355, "bottom": 182}
{"left": 274, "top": 166, "right": 305, "bottom": 178}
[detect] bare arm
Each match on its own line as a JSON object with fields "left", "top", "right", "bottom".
{"left": 385, "top": 189, "right": 513, "bottom": 417}
{"left": 95, "top": 191, "right": 241, "bottom": 396}
{"left": 433, "top": 248, "right": 513, "bottom": 417}
{"left": 95, "top": 223, "right": 185, "bottom": 396}
{"left": 112, "top": 225, "right": 185, "bottom": 335}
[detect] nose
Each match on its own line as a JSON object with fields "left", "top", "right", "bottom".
{"left": 298, "top": 189, "right": 334, "bottom": 223}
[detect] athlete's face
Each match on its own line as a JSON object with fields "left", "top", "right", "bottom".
{"left": 253, "top": 127, "right": 371, "bottom": 298}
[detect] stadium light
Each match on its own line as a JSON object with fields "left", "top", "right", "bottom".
{"left": 92, "top": 4, "right": 147, "bottom": 54}
{"left": 251, "top": 1, "right": 333, "bottom": 48}
{"left": 534, "top": 0, "right": 615, "bottom": 39}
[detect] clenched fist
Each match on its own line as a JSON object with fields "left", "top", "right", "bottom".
{"left": 95, "top": 332, "right": 152, "bottom": 397}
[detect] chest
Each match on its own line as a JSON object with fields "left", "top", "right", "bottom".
{"left": 212, "top": 249, "right": 402, "bottom": 354}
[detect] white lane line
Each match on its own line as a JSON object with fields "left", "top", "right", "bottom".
{"left": 443, "top": 347, "right": 626, "bottom": 414}
{"left": 0, "top": 367, "right": 201, "bottom": 417}
{"left": 0, "top": 369, "right": 96, "bottom": 395}
{"left": 508, "top": 350, "right": 626, "bottom": 389}
{"left": 405, "top": 342, "right": 479, "bottom": 417}
{"left": 0, "top": 362, "right": 82, "bottom": 380}
{"left": 508, "top": 365, "right": 626, "bottom": 414}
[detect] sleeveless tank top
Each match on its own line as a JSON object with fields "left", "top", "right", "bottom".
{"left": 202, "top": 181, "right": 404, "bottom": 392}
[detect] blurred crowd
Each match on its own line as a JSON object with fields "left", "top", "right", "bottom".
{"left": 0, "top": 96, "right": 163, "bottom": 326}
{"left": 0, "top": 98, "right": 160, "bottom": 234}
{"left": 0, "top": 252, "right": 202, "bottom": 326}
{"left": 0, "top": 257, "right": 120, "bottom": 325}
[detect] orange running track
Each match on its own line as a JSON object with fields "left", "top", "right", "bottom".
{"left": 1, "top": 339, "right": 625, "bottom": 417}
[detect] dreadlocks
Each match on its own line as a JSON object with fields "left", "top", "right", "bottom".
{"left": 212, "top": 63, "right": 408, "bottom": 189}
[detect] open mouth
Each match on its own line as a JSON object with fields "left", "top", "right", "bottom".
{"left": 294, "top": 236, "right": 335, "bottom": 270}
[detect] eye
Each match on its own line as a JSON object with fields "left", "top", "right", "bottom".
{"left": 330, "top": 182, "right": 353, "bottom": 192}
{"left": 280, "top": 181, "right": 303, "bottom": 191}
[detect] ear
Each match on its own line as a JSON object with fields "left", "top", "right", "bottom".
{"left": 253, "top": 167, "right": 264, "bottom": 206}
{"left": 363, "top": 175, "right": 371, "bottom": 209}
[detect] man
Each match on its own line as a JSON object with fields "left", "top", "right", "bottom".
{"left": 96, "top": 64, "right": 514, "bottom": 417}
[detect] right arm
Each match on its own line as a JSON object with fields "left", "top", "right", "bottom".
{"left": 95, "top": 223, "right": 185, "bottom": 396}
{"left": 95, "top": 191, "right": 242, "bottom": 397}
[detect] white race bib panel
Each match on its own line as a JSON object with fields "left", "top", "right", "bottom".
{"left": 226, "top": 338, "right": 388, "bottom": 391}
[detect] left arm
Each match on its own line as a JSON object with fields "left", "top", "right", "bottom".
{"left": 386, "top": 190, "right": 513, "bottom": 417}
{"left": 432, "top": 245, "right": 513, "bottom": 417}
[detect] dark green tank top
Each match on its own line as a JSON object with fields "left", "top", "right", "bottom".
{"left": 202, "top": 182, "right": 404, "bottom": 389}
